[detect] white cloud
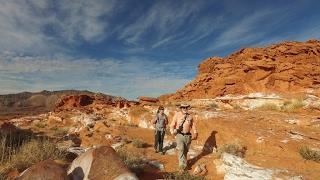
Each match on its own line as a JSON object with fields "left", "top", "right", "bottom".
{"left": 0, "top": 53, "right": 195, "bottom": 99}
{"left": 0, "top": 0, "right": 118, "bottom": 54}
{"left": 54, "top": 0, "right": 118, "bottom": 42}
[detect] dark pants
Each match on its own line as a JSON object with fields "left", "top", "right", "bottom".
{"left": 154, "top": 129, "right": 165, "bottom": 152}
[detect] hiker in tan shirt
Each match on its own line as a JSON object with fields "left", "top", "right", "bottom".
{"left": 170, "top": 104, "right": 198, "bottom": 170}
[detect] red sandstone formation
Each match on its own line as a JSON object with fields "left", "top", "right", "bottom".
{"left": 138, "top": 96, "right": 159, "bottom": 104}
{"left": 161, "top": 40, "right": 320, "bottom": 100}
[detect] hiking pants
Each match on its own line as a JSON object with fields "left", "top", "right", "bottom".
{"left": 176, "top": 133, "right": 192, "bottom": 169}
{"left": 154, "top": 129, "right": 165, "bottom": 152}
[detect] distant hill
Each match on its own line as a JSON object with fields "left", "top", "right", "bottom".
{"left": 0, "top": 90, "right": 123, "bottom": 120}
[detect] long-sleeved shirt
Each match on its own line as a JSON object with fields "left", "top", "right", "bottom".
{"left": 170, "top": 111, "right": 197, "bottom": 135}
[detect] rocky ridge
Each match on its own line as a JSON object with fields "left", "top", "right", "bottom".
{"left": 162, "top": 40, "right": 320, "bottom": 100}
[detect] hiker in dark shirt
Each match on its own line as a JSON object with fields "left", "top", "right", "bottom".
{"left": 152, "top": 106, "right": 168, "bottom": 155}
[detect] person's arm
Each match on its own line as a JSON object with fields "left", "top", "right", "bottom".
{"left": 170, "top": 113, "right": 177, "bottom": 135}
{"left": 152, "top": 114, "right": 158, "bottom": 124}
{"left": 191, "top": 117, "right": 198, "bottom": 140}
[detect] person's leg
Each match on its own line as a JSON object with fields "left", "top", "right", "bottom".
{"left": 184, "top": 135, "right": 192, "bottom": 168}
{"left": 159, "top": 130, "right": 165, "bottom": 153}
{"left": 154, "top": 130, "right": 159, "bottom": 152}
{"left": 176, "top": 134, "right": 186, "bottom": 169}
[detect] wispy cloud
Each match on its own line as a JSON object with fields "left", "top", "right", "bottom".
{"left": 118, "top": 1, "right": 208, "bottom": 48}
{"left": 205, "top": 9, "right": 283, "bottom": 51}
{"left": 53, "top": 0, "right": 119, "bottom": 42}
{"left": 0, "top": 53, "right": 195, "bottom": 99}
{"left": 0, "top": 0, "right": 119, "bottom": 54}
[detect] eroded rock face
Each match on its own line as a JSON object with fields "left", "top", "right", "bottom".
{"left": 18, "top": 160, "right": 69, "bottom": 180}
{"left": 162, "top": 40, "right": 320, "bottom": 100}
{"left": 56, "top": 95, "right": 94, "bottom": 110}
{"left": 68, "top": 146, "right": 138, "bottom": 180}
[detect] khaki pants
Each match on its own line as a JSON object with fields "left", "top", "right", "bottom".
{"left": 176, "top": 133, "right": 192, "bottom": 169}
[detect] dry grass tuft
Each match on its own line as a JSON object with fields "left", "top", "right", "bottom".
{"left": 257, "top": 103, "right": 281, "bottom": 111}
{"left": 164, "top": 171, "right": 205, "bottom": 180}
{"left": 0, "top": 134, "right": 66, "bottom": 176}
{"left": 132, "top": 138, "right": 147, "bottom": 148}
{"left": 217, "top": 141, "right": 247, "bottom": 158}
{"left": 207, "top": 102, "right": 218, "bottom": 109}
{"left": 116, "top": 147, "right": 145, "bottom": 175}
{"left": 51, "top": 126, "right": 69, "bottom": 137}
{"left": 282, "top": 99, "right": 305, "bottom": 112}
{"left": 299, "top": 146, "right": 320, "bottom": 162}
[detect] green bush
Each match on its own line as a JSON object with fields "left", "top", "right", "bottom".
{"left": 164, "top": 171, "right": 205, "bottom": 180}
{"left": 299, "top": 146, "right": 320, "bottom": 162}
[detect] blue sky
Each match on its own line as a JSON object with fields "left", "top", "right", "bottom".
{"left": 0, "top": 0, "right": 319, "bottom": 99}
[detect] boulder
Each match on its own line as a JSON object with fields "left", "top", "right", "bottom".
{"left": 214, "top": 153, "right": 274, "bottom": 180}
{"left": 18, "top": 160, "right": 69, "bottom": 180}
{"left": 68, "top": 146, "right": 138, "bottom": 180}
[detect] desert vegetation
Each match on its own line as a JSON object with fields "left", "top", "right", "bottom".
{"left": 299, "top": 146, "right": 320, "bottom": 162}
{"left": 257, "top": 98, "right": 305, "bottom": 112}
{"left": 132, "top": 138, "right": 148, "bottom": 148}
{"left": 164, "top": 171, "right": 206, "bottom": 180}
{"left": 217, "top": 141, "right": 247, "bottom": 158}
{"left": 0, "top": 134, "right": 67, "bottom": 178}
{"left": 116, "top": 147, "right": 145, "bottom": 175}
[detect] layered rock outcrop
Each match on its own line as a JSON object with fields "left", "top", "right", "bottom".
{"left": 162, "top": 40, "right": 320, "bottom": 100}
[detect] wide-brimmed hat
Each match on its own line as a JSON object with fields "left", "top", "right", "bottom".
{"left": 179, "top": 104, "right": 190, "bottom": 108}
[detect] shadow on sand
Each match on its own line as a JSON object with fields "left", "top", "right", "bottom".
{"left": 188, "top": 130, "right": 217, "bottom": 168}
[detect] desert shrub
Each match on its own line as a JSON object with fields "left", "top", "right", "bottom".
{"left": 164, "top": 171, "right": 205, "bottom": 180}
{"left": 231, "top": 104, "right": 242, "bottom": 110}
{"left": 116, "top": 147, "right": 145, "bottom": 175}
{"left": 217, "top": 141, "right": 247, "bottom": 158}
{"left": 132, "top": 139, "right": 147, "bottom": 148}
{"left": 35, "top": 122, "right": 46, "bottom": 128}
{"left": 257, "top": 103, "right": 281, "bottom": 111}
{"left": 5, "top": 138, "right": 66, "bottom": 171}
{"left": 282, "top": 99, "right": 305, "bottom": 112}
{"left": 0, "top": 135, "right": 67, "bottom": 176}
{"left": 299, "top": 146, "right": 320, "bottom": 162}
{"left": 207, "top": 102, "right": 218, "bottom": 109}
{"left": 0, "top": 171, "right": 7, "bottom": 180}
{"left": 52, "top": 127, "right": 69, "bottom": 137}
